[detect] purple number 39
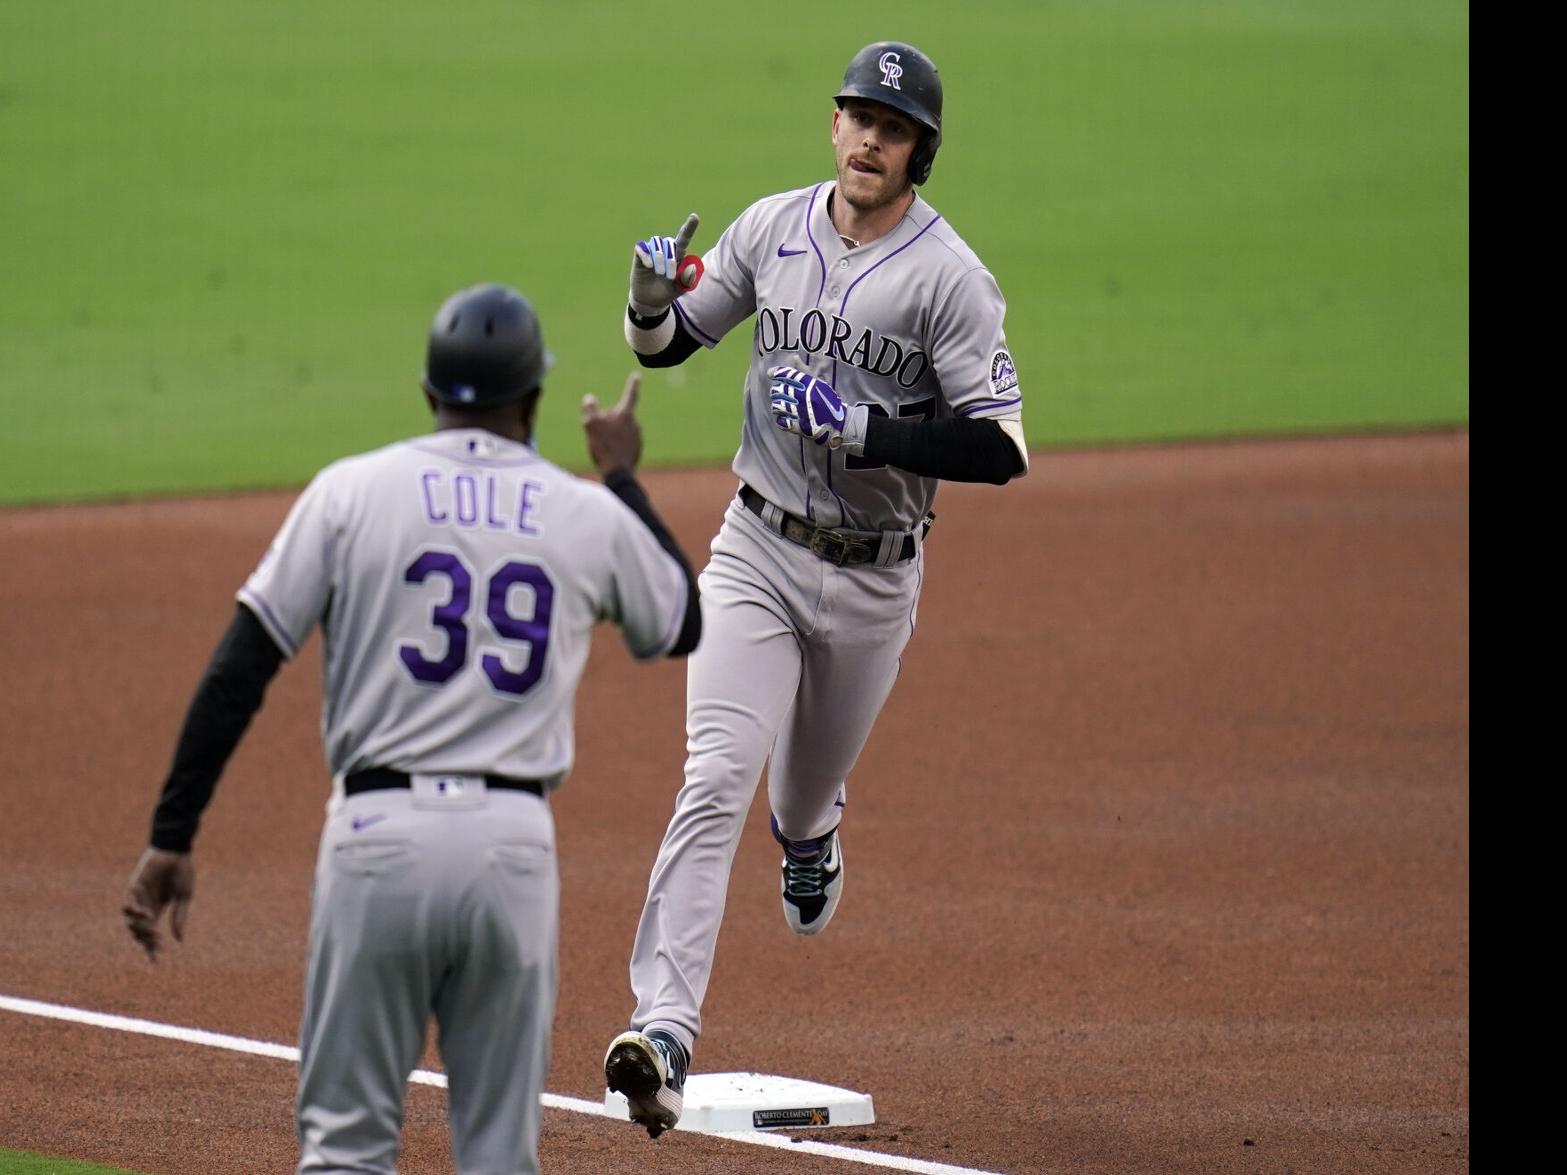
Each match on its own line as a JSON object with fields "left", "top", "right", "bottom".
{"left": 399, "top": 551, "right": 554, "bottom": 697}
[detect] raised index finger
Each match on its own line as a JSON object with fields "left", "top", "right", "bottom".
{"left": 618, "top": 371, "right": 642, "bottom": 413}
{"left": 673, "top": 213, "right": 700, "bottom": 257}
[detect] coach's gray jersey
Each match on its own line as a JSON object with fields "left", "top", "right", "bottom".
{"left": 673, "top": 181, "right": 1023, "bottom": 532}
{"left": 239, "top": 429, "right": 687, "bottom": 789}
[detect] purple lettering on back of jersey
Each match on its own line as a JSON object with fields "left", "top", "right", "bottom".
{"left": 482, "top": 562, "right": 555, "bottom": 695}
{"left": 400, "top": 551, "right": 472, "bottom": 684}
{"left": 485, "top": 478, "right": 506, "bottom": 528}
{"left": 420, "top": 469, "right": 546, "bottom": 536}
{"left": 517, "top": 481, "right": 543, "bottom": 536}
{"left": 454, "top": 474, "right": 479, "bottom": 526}
{"left": 420, "top": 470, "right": 448, "bottom": 524}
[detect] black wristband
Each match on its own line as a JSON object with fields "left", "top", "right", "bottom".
{"left": 627, "top": 305, "right": 671, "bottom": 330}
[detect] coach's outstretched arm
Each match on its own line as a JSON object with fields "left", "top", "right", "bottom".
{"left": 123, "top": 605, "right": 286, "bottom": 958}
{"left": 583, "top": 373, "right": 703, "bottom": 656}
{"left": 623, "top": 213, "right": 706, "bottom": 369}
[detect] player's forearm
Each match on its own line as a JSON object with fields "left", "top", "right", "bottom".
{"left": 624, "top": 307, "right": 702, "bottom": 369}
{"left": 603, "top": 469, "right": 703, "bottom": 656}
{"left": 149, "top": 605, "right": 285, "bottom": 852}
{"left": 861, "top": 415, "right": 1025, "bottom": 485}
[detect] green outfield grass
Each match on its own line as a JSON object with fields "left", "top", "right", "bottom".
{"left": 0, "top": 1152, "right": 146, "bottom": 1175}
{"left": 0, "top": 0, "right": 1467, "bottom": 504}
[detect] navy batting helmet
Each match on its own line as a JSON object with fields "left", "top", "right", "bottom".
{"left": 834, "top": 41, "right": 943, "bottom": 185}
{"left": 423, "top": 283, "right": 554, "bottom": 407}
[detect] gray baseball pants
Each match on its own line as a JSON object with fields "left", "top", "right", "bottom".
{"left": 627, "top": 499, "right": 921, "bottom": 1051}
{"left": 297, "top": 780, "right": 558, "bottom": 1174}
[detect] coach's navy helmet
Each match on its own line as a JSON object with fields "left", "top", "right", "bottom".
{"left": 424, "top": 283, "right": 554, "bottom": 407}
{"left": 834, "top": 41, "right": 943, "bottom": 185}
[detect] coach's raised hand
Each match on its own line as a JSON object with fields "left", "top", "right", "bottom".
{"left": 629, "top": 213, "right": 702, "bottom": 316}
{"left": 582, "top": 372, "right": 645, "bottom": 479}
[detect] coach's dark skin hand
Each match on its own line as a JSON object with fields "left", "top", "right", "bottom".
{"left": 123, "top": 847, "right": 195, "bottom": 961}
{"left": 582, "top": 372, "right": 644, "bottom": 479}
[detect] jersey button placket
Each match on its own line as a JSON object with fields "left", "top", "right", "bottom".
{"left": 831, "top": 257, "right": 850, "bottom": 303}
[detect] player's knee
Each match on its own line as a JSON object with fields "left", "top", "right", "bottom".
{"left": 678, "top": 752, "right": 762, "bottom": 816}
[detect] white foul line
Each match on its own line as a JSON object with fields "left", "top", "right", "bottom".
{"left": 1, "top": 994, "right": 1006, "bottom": 1175}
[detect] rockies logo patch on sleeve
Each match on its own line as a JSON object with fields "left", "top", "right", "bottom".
{"left": 990, "top": 350, "right": 1019, "bottom": 396}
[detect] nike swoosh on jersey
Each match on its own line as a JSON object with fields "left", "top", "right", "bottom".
{"left": 777, "top": 246, "right": 808, "bottom": 257}
{"left": 351, "top": 814, "right": 388, "bottom": 832}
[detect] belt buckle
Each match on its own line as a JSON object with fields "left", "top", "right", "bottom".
{"left": 809, "top": 528, "right": 870, "bottom": 566}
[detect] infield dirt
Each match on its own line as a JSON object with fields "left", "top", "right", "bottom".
{"left": 0, "top": 433, "right": 1469, "bottom": 1174}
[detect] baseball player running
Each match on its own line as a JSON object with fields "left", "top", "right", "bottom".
{"left": 121, "top": 283, "right": 703, "bottom": 1174}
{"left": 603, "top": 41, "right": 1028, "bottom": 1137}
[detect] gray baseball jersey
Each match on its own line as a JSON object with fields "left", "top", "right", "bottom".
{"left": 671, "top": 181, "right": 1023, "bottom": 533}
{"left": 622, "top": 182, "right": 1022, "bottom": 1055}
{"left": 239, "top": 428, "right": 689, "bottom": 792}
{"left": 240, "top": 426, "right": 686, "bottom": 1172}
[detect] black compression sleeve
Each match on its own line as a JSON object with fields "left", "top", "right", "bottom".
{"left": 149, "top": 605, "right": 286, "bottom": 852}
{"left": 603, "top": 469, "right": 703, "bottom": 656}
{"left": 861, "top": 415, "right": 1025, "bottom": 485}
{"left": 627, "top": 306, "right": 703, "bottom": 368}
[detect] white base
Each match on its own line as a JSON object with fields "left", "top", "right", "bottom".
{"left": 604, "top": 1071, "right": 875, "bottom": 1133}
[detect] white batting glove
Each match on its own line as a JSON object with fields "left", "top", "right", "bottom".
{"left": 629, "top": 213, "right": 702, "bottom": 317}
{"left": 768, "top": 366, "right": 867, "bottom": 452}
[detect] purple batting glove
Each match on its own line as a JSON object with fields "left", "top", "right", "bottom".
{"left": 768, "top": 366, "right": 849, "bottom": 448}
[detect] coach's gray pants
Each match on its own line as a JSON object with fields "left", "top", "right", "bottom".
{"left": 297, "top": 782, "right": 558, "bottom": 1175}
{"left": 628, "top": 500, "right": 920, "bottom": 1050}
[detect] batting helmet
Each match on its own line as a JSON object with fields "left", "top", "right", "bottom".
{"left": 834, "top": 41, "right": 943, "bottom": 185}
{"left": 423, "top": 283, "right": 554, "bottom": 407}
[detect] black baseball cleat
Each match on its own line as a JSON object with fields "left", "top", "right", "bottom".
{"left": 604, "top": 1028, "right": 689, "bottom": 1138}
{"left": 778, "top": 828, "right": 844, "bottom": 936}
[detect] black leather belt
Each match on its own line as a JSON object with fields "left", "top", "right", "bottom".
{"left": 739, "top": 484, "right": 925, "bottom": 566}
{"left": 344, "top": 767, "right": 545, "bottom": 798}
